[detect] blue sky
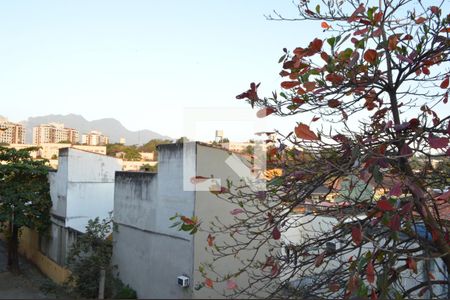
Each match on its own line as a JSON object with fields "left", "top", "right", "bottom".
{"left": 0, "top": 1, "right": 321, "bottom": 141}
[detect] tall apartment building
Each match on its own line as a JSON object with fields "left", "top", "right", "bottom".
{"left": 81, "top": 130, "right": 109, "bottom": 146}
{"left": 0, "top": 117, "right": 26, "bottom": 144}
{"left": 33, "top": 123, "right": 79, "bottom": 144}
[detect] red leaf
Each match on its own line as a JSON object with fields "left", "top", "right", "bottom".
{"left": 256, "top": 107, "right": 275, "bottom": 118}
{"left": 311, "top": 116, "right": 320, "bottom": 122}
{"left": 374, "top": 12, "right": 383, "bottom": 23}
{"left": 230, "top": 208, "right": 244, "bottom": 215}
{"left": 366, "top": 261, "right": 375, "bottom": 284}
{"left": 309, "top": 38, "right": 323, "bottom": 52}
{"left": 270, "top": 263, "right": 279, "bottom": 277}
{"left": 402, "top": 34, "right": 413, "bottom": 41}
{"left": 372, "top": 28, "right": 382, "bottom": 37}
{"left": 205, "top": 278, "right": 214, "bottom": 288}
{"left": 351, "top": 226, "right": 362, "bottom": 245}
{"left": 303, "top": 81, "right": 316, "bottom": 92}
{"left": 443, "top": 92, "right": 448, "bottom": 104}
{"left": 415, "top": 17, "right": 426, "bottom": 24}
{"left": 272, "top": 226, "right": 281, "bottom": 240}
{"left": 389, "top": 214, "right": 401, "bottom": 231}
{"left": 262, "top": 256, "right": 275, "bottom": 270}
{"left": 429, "top": 135, "right": 449, "bottom": 148}
{"left": 328, "top": 282, "right": 340, "bottom": 292}
{"left": 207, "top": 234, "right": 215, "bottom": 247}
{"left": 436, "top": 190, "right": 450, "bottom": 201}
{"left": 397, "top": 54, "right": 413, "bottom": 64}
{"left": 348, "top": 4, "right": 365, "bottom": 22}
{"left": 430, "top": 6, "right": 440, "bottom": 15}
{"left": 377, "top": 198, "right": 395, "bottom": 211}
{"left": 440, "top": 28, "right": 450, "bottom": 33}
{"left": 371, "top": 289, "right": 378, "bottom": 300}
{"left": 314, "top": 252, "right": 325, "bottom": 267}
{"left": 418, "top": 287, "right": 428, "bottom": 297}
{"left": 428, "top": 272, "right": 436, "bottom": 280}
{"left": 226, "top": 279, "right": 238, "bottom": 290}
{"left": 281, "top": 81, "right": 300, "bottom": 89}
{"left": 407, "top": 257, "right": 417, "bottom": 273}
{"left": 294, "top": 123, "right": 319, "bottom": 140}
{"left": 364, "top": 49, "right": 378, "bottom": 64}
{"left": 400, "top": 144, "right": 413, "bottom": 157}
{"left": 325, "top": 73, "right": 345, "bottom": 84}
{"left": 190, "top": 176, "right": 210, "bottom": 184}
{"left": 401, "top": 202, "right": 413, "bottom": 215}
{"left": 388, "top": 182, "right": 403, "bottom": 197}
{"left": 328, "top": 99, "right": 341, "bottom": 108}
{"left": 321, "top": 22, "right": 331, "bottom": 29}
{"left": 181, "top": 216, "right": 196, "bottom": 225}
{"left": 320, "top": 51, "right": 329, "bottom": 62}
{"left": 388, "top": 35, "right": 398, "bottom": 50}
{"left": 422, "top": 66, "right": 430, "bottom": 75}
{"left": 354, "top": 27, "right": 369, "bottom": 36}
{"left": 441, "top": 76, "right": 449, "bottom": 89}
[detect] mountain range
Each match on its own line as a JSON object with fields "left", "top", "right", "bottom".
{"left": 21, "top": 114, "right": 171, "bottom": 145}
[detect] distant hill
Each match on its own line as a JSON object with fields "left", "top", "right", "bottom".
{"left": 22, "top": 114, "right": 171, "bottom": 145}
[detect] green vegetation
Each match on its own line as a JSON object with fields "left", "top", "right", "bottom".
{"left": 107, "top": 139, "right": 173, "bottom": 161}
{"left": 65, "top": 217, "right": 136, "bottom": 299}
{"left": 138, "top": 139, "right": 171, "bottom": 153}
{"left": 140, "top": 163, "right": 158, "bottom": 172}
{"left": 0, "top": 146, "right": 52, "bottom": 273}
{"left": 106, "top": 144, "right": 141, "bottom": 161}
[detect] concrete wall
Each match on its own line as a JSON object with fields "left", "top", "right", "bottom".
{"left": 51, "top": 148, "right": 121, "bottom": 233}
{"left": 192, "top": 144, "right": 273, "bottom": 299}
{"left": 44, "top": 147, "right": 121, "bottom": 270}
{"left": 113, "top": 144, "right": 196, "bottom": 299}
{"left": 0, "top": 228, "right": 71, "bottom": 284}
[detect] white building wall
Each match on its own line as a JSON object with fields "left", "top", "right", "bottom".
{"left": 113, "top": 143, "right": 196, "bottom": 299}
{"left": 49, "top": 148, "right": 121, "bottom": 232}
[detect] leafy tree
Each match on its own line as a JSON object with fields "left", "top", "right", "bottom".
{"left": 177, "top": 1, "right": 450, "bottom": 299}
{"left": 138, "top": 139, "right": 171, "bottom": 153}
{"left": 0, "top": 147, "right": 52, "bottom": 273}
{"left": 106, "top": 144, "right": 142, "bottom": 161}
{"left": 176, "top": 136, "right": 190, "bottom": 144}
{"left": 139, "top": 163, "right": 158, "bottom": 172}
{"left": 66, "top": 217, "right": 115, "bottom": 298}
{"left": 242, "top": 145, "right": 255, "bottom": 155}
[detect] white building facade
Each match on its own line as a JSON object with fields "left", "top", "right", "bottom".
{"left": 0, "top": 117, "right": 26, "bottom": 144}
{"left": 33, "top": 123, "right": 79, "bottom": 144}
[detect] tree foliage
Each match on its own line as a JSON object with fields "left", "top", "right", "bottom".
{"left": 106, "top": 144, "right": 142, "bottom": 161}
{"left": 185, "top": 1, "right": 450, "bottom": 299}
{"left": 66, "top": 217, "right": 115, "bottom": 298}
{"left": 0, "top": 146, "right": 52, "bottom": 273}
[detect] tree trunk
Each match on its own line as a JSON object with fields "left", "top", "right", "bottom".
{"left": 98, "top": 268, "right": 106, "bottom": 299}
{"left": 7, "top": 224, "right": 20, "bottom": 274}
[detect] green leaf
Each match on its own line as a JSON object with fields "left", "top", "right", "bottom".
{"left": 169, "top": 214, "right": 179, "bottom": 221}
{"left": 181, "top": 224, "right": 194, "bottom": 231}
{"left": 356, "top": 39, "right": 366, "bottom": 49}
{"left": 170, "top": 221, "right": 181, "bottom": 228}
{"left": 278, "top": 54, "right": 286, "bottom": 63}
{"left": 315, "top": 4, "right": 320, "bottom": 14}
{"left": 327, "top": 37, "right": 336, "bottom": 47}
{"left": 367, "top": 7, "right": 378, "bottom": 20}
{"left": 356, "top": 281, "right": 368, "bottom": 297}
